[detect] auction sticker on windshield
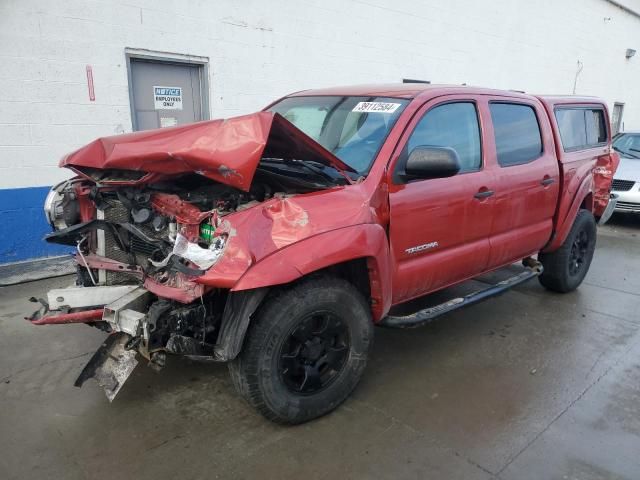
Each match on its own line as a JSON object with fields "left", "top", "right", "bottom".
{"left": 352, "top": 102, "right": 401, "bottom": 113}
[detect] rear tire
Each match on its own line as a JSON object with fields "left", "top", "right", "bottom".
{"left": 228, "top": 276, "right": 374, "bottom": 424}
{"left": 538, "top": 209, "right": 597, "bottom": 293}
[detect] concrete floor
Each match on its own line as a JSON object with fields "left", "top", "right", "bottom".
{"left": 1, "top": 214, "right": 639, "bottom": 480}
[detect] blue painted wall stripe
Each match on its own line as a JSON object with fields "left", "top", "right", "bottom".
{"left": 0, "top": 186, "right": 72, "bottom": 264}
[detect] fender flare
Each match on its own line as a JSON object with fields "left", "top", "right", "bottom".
{"left": 543, "top": 174, "right": 593, "bottom": 253}
{"left": 232, "top": 223, "right": 393, "bottom": 320}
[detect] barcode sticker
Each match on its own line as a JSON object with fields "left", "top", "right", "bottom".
{"left": 352, "top": 102, "right": 401, "bottom": 113}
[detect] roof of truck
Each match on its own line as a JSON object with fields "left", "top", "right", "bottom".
{"left": 287, "top": 83, "right": 531, "bottom": 99}
{"left": 286, "top": 84, "right": 606, "bottom": 105}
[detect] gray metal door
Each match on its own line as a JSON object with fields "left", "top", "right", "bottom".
{"left": 129, "top": 60, "right": 204, "bottom": 131}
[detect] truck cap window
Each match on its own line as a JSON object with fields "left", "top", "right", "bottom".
{"left": 489, "top": 103, "right": 543, "bottom": 166}
{"left": 269, "top": 96, "right": 409, "bottom": 174}
{"left": 406, "top": 102, "right": 482, "bottom": 172}
{"left": 555, "top": 107, "right": 607, "bottom": 151}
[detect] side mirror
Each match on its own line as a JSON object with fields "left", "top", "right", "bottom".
{"left": 404, "top": 146, "right": 461, "bottom": 180}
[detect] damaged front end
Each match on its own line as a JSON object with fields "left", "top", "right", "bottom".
{"left": 28, "top": 111, "right": 354, "bottom": 401}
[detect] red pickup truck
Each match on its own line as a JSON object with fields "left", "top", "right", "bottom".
{"left": 30, "top": 84, "right": 619, "bottom": 424}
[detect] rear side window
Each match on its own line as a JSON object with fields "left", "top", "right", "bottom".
{"left": 406, "top": 102, "right": 481, "bottom": 172}
{"left": 555, "top": 107, "right": 607, "bottom": 151}
{"left": 489, "top": 103, "right": 543, "bottom": 166}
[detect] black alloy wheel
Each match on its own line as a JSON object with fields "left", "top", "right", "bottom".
{"left": 228, "top": 276, "right": 373, "bottom": 424}
{"left": 278, "top": 312, "right": 350, "bottom": 395}
{"left": 569, "top": 229, "right": 589, "bottom": 276}
{"left": 538, "top": 209, "right": 597, "bottom": 293}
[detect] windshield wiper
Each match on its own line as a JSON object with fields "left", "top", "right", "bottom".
{"left": 295, "top": 159, "right": 342, "bottom": 183}
{"left": 294, "top": 158, "right": 358, "bottom": 185}
{"left": 260, "top": 158, "right": 342, "bottom": 185}
{"left": 613, "top": 146, "right": 640, "bottom": 159}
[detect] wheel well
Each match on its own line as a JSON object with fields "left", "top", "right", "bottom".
{"left": 320, "top": 258, "right": 371, "bottom": 300}
{"left": 310, "top": 257, "right": 386, "bottom": 319}
{"left": 273, "top": 257, "right": 376, "bottom": 315}
{"left": 581, "top": 193, "right": 594, "bottom": 212}
{"left": 219, "top": 258, "right": 379, "bottom": 361}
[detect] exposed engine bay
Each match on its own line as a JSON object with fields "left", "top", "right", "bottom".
{"left": 48, "top": 171, "right": 307, "bottom": 278}
{"left": 31, "top": 167, "right": 329, "bottom": 399}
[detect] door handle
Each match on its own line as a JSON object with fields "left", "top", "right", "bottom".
{"left": 474, "top": 190, "right": 494, "bottom": 199}
{"left": 540, "top": 177, "right": 555, "bottom": 186}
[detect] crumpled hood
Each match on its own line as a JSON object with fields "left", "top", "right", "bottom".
{"left": 60, "top": 111, "right": 354, "bottom": 191}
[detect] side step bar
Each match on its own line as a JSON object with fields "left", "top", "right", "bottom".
{"left": 380, "top": 258, "right": 543, "bottom": 329}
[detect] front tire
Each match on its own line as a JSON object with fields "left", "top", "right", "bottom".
{"left": 539, "top": 209, "right": 597, "bottom": 293}
{"left": 228, "top": 276, "right": 374, "bottom": 424}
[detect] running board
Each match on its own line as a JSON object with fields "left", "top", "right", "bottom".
{"left": 380, "top": 260, "right": 543, "bottom": 329}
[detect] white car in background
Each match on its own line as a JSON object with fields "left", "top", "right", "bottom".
{"left": 612, "top": 132, "right": 640, "bottom": 214}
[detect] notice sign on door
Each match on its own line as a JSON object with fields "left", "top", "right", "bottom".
{"left": 153, "top": 86, "right": 183, "bottom": 110}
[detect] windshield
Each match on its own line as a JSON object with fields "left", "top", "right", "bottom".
{"left": 268, "top": 96, "right": 409, "bottom": 174}
{"left": 613, "top": 133, "right": 640, "bottom": 159}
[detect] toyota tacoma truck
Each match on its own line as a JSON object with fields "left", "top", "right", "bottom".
{"left": 28, "top": 84, "right": 619, "bottom": 424}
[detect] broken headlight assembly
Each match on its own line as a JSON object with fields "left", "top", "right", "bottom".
{"left": 44, "top": 180, "right": 80, "bottom": 230}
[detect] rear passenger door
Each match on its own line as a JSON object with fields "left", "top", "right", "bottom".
{"left": 485, "top": 100, "right": 560, "bottom": 267}
{"left": 388, "top": 97, "right": 496, "bottom": 303}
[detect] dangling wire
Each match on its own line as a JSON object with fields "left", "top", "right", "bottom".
{"left": 77, "top": 236, "right": 97, "bottom": 285}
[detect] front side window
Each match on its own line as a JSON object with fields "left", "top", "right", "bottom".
{"left": 555, "top": 107, "right": 608, "bottom": 151}
{"left": 269, "top": 96, "right": 409, "bottom": 174}
{"left": 405, "top": 102, "right": 482, "bottom": 172}
{"left": 490, "top": 103, "right": 543, "bottom": 166}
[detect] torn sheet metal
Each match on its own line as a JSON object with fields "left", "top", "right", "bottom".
{"left": 75, "top": 333, "right": 138, "bottom": 401}
{"left": 60, "top": 112, "right": 354, "bottom": 192}
{"left": 593, "top": 152, "right": 620, "bottom": 218}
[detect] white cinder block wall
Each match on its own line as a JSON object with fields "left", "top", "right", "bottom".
{"left": 1, "top": 0, "right": 639, "bottom": 263}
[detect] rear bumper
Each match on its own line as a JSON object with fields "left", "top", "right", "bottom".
{"left": 598, "top": 193, "right": 618, "bottom": 225}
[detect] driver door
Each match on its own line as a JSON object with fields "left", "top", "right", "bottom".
{"left": 388, "top": 97, "right": 495, "bottom": 304}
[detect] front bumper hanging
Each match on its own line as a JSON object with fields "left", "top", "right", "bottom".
{"left": 74, "top": 332, "right": 138, "bottom": 402}
{"left": 26, "top": 285, "right": 152, "bottom": 401}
